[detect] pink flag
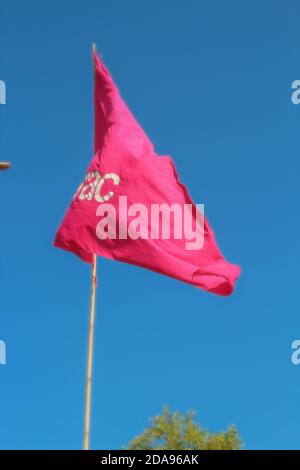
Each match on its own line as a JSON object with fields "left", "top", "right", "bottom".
{"left": 54, "top": 52, "right": 240, "bottom": 295}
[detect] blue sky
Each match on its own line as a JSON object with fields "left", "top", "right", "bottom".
{"left": 1, "top": 0, "right": 300, "bottom": 450}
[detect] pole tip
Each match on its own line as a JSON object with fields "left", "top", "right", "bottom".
{"left": 92, "top": 43, "right": 96, "bottom": 54}
{"left": 0, "top": 162, "right": 11, "bottom": 171}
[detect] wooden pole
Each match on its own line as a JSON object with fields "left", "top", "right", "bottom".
{"left": 83, "top": 46, "right": 98, "bottom": 450}
{"left": 0, "top": 162, "right": 11, "bottom": 171}
{"left": 83, "top": 254, "right": 97, "bottom": 450}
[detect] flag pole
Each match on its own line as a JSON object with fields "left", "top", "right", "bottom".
{"left": 83, "top": 253, "right": 97, "bottom": 450}
{"left": 83, "top": 44, "right": 97, "bottom": 450}
{"left": 0, "top": 162, "right": 11, "bottom": 171}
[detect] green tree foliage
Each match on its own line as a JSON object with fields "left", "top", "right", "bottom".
{"left": 127, "top": 407, "right": 242, "bottom": 450}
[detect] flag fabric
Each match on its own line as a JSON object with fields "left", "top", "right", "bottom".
{"left": 54, "top": 52, "right": 240, "bottom": 296}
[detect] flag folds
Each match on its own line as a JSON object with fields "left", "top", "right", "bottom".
{"left": 54, "top": 52, "right": 240, "bottom": 295}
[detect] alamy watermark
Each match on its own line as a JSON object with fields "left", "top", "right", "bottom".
{"left": 0, "top": 80, "right": 6, "bottom": 105}
{"left": 74, "top": 171, "right": 205, "bottom": 251}
{"left": 291, "top": 340, "right": 300, "bottom": 365}
{"left": 0, "top": 340, "right": 6, "bottom": 365}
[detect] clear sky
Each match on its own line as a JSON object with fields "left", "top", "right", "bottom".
{"left": 1, "top": 0, "right": 300, "bottom": 450}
